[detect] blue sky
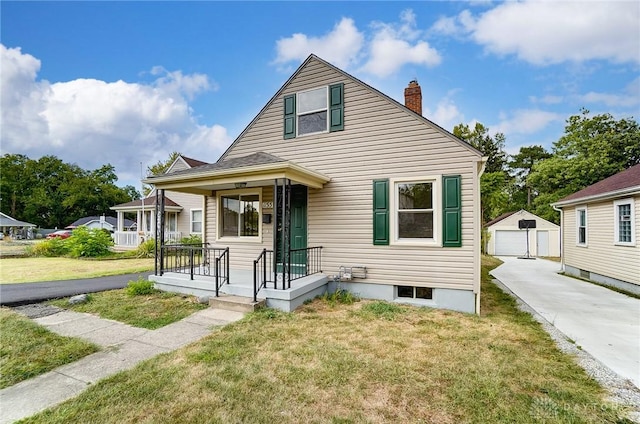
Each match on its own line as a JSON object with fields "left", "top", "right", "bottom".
{"left": 2, "top": 1, "right": 639, "bottom": 190}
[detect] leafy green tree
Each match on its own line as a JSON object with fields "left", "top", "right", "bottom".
{"left": 509, "top": 145, "right": 552, "bottom": 208}
{"left": 143, "top": 151, "right": 181, "bottom": 195}
{"left": 528, "top": 109, "right": 640, "bottom": 223}
{"left": 454, "top": 122, "right": 510, "bottom": 223}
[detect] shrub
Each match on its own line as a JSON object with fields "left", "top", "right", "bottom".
{"left": 136, "top": 238, "right": 156, "bottom": 258}
{"left": 26, "top": 238, "right": 70, "bottom": 257}
{"left": 65, "top": 227, "right": 114, "bottom": 258}
{"left": 322, "top": 288, "right": 359, "bottom": 306}
{"left": 126, "top": 278, "right": 158, "bottom": 296}
{"left": 180, "top": 234, "right": 202, "bottom": 245}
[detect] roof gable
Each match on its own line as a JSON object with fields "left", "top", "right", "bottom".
{"left": 555, "top": 164, "right": 640, "bottom": 205}
{"left": 486, "top": 209, "right": 559, "bottom": 229}
{"left": 219, "top": 54, "right": 483, "bottom": 162}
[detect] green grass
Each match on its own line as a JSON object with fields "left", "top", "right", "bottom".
{"left": 20, "top": 255, "right": 632, "bottom": 423}
{"left": 48, "top": 289, "right": 207, "bottom": 329}
{"left": 0, "top": 308, "right": 99, "bottom": 389}
{"left": 0, "top": 256, "right": 154, "bottom": 284}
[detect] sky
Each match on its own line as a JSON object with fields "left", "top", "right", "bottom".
{"left": 2, "top": 1, "right": 639, "bottom": 191}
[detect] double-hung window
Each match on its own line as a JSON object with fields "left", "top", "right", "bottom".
{"left": 397, "top": 181, "right": 435, "bottom": 240}
{"left": 297, "top": 87, "right": 328, "bottom": 136}
{"left": 614, "top": 198, "right": 635, "bottom": 245}
{"left": 190, "top": 209, "right": 202, "bottom": 234}
{"left": 576, "top": 207, "right": 587, "bottom": 246}
{"left": 218, "top": 189, "right": 261, "bottom": 240}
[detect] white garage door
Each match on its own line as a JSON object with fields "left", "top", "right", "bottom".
{"left": 495, "top": 230, "right": 528, "bottom": 256}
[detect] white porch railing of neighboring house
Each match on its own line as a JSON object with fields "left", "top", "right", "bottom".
{"left": 113, "top": 231, "right": 183, "bottom": 247}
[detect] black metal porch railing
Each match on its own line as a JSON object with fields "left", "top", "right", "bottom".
{"left": 160, "top": 244, "right": 229, "bottom": 291}
{"left": 253, "top": 249, "right": 274, "bottom": 302}
{"left": 252, "top": 246, "right": 323, "bottom": 296}
{"left": 288, "top": 246, "right": 323, "bottom": 285}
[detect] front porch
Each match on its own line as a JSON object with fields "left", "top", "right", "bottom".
{"left": 150, "top": 269, "right": 329, "bottom": 312}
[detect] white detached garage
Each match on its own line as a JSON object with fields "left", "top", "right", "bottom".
{"left": 486, "top": 210, "right": 560, "bottom": 257}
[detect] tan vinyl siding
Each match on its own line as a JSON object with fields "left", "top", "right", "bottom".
{"left": 165, "top": 190, "right": 203, "bottom": 236}
{"left": 563, "top": 196, "right": 640, "bottom": 285}
{"left": 209, "top": 58, "right": 481, "bottom": 292}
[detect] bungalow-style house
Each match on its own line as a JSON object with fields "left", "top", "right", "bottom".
{"left": 145, "top": 55, "right": 486, "bottom": 313}
{"left": 0, "top": 212, "right": 36, "bottom": 239}
{"left": 552, "top": 164, "right": 640, "bottom": 294}
{"left": 485, "top": 209, "right": 560, "bottom": 257}
{"left": 110, "top": 155, "right": 208, "bottom": 247}
{"left": 66, "top": 215, "right": 135, "bottom": 233}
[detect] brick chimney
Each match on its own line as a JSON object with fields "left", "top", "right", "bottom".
{"left": 404, "top": 79, "right": 422, "bottom": 115}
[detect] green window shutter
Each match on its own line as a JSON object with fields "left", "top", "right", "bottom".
{"left": 442, "top": 175, "right": 462, "bottom": 247}
{"left": 373, "top": 179, "right": 389, "bottom": 245}
{"left": 284, "top": 94, "right": 296, "bottom": 139}
{"left": 329, "top": 83, "right": 344, "bottom": 132}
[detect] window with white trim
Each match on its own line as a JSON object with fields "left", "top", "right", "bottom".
{"left": 217, "top": 188, "right": 262, "bottom": 240}
{"left": 297, "top": 87, "right": 328, "bottom": 136}
{"left": 393, "top": 179, "right": 438, "bottom": 244}
{"left": 614, "top": 198, "right": 635, "bottom": 245}
{"left": 167, "top": 212, "right": 177, "bottom": 232}
{"left": 576, "top": 207, "right": 587, "bottom": 246}
{"left": 190, "top": 209, "right": 202, "bottom": 234}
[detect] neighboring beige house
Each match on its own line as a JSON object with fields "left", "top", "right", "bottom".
{"left": 552, "top": 164, "right": 640, "bottom": 294}
{"left": 110, "top": 155, "right": 207, "bottom": 247}
{"left": 485, "top": 209, "right": 560, "bottom": 257}
{"left": 145, "top": 55, "right": 486, "bottom": 313}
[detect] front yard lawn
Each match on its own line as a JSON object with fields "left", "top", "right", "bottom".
{"left": 0, "top": 308, "right": 99, "bottom": 389}
{"left": 48, "top": 289, "right": 208, "bottom": 329}
{"left": 20, "top": 256, "right": 632, "bottom": 423}
{"left": 0, "top": 257, "right": 154, "bottom": 284}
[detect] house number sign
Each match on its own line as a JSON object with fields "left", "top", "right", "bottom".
{"left": 262, "top": 202, "right": 273, "bottom": 209}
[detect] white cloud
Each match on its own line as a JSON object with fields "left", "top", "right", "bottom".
{"left": 274, "top": 10, "right": 441, "bottom": 78}
{"left": 431, "top": 1, "right": 640, "bottom": 65}
{"left": 529, "top": 95, "right": 563, "bottom": 105}
{"left": 360, "top": 10, "right": 441, "bottom": 78}
{"left": 0, "top": 44, "right": 231, "bottom": 188}
{"left": 577, "top": 77, "right": 640, "bottom": 107}
{"left": 493, "top": 109, "right": 562, "bottom": 136}
{"left": 273, "top": 17, "right": 364, "bottom": 69}
{"left": 424, "top": 95, "right": 465, "bottom": 132}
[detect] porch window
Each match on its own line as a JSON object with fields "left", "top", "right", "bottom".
{"left": 167, "top": 212, "right": 177, "bottom": 232}
{"left": 614, "top": 198, "right": 635, "bottom": 245}
{"left": 191, "top": 209, "right": 202, "bottom": 234}
{"left": 576, "top": 207, "right": 587, "bottom": 246}
{"left": 220, "top": 192, "right": 260, "bottom": 238}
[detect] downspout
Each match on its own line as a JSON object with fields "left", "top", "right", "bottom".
{"left": 474, "top": 157, "right": 488, "bottom": 315}
{"left": 552, "top": 204, "right": 564, "bottom": 272}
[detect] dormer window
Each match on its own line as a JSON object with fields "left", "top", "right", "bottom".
{"left": 283, "top": 83, "right": 344, "bottom": 139}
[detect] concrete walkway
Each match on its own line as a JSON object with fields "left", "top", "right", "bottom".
{"left": 0, "top": 307, "right": 245, "bottom": 424}
{"left": 491, "top": 257, "right": 640, "bottom": 388}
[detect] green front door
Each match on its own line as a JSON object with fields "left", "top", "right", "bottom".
{"left": 276, "top": 185, "right": 307, "bottom": 272}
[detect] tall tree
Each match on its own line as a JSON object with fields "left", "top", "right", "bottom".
{"left": 528, "top": 109, "right": 640, "bottom": 223}
{"left": 509, "top": 145, "right": 552, "bottom": 208}
{"left": 454, "top": 122, "right": 510, "bottom": 223}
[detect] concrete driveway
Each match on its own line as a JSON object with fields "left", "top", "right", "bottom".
{"left": 490, "top": 257, "right": 640, "bottom": 389}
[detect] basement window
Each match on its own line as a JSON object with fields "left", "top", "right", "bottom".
{"left": 397, "top": 286, "right": 433, "bottom": 300}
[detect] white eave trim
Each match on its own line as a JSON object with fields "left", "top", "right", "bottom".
{"left": 552, "top": 186, "right": 640, "bottom": 208}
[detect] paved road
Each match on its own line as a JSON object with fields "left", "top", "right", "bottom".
{"left": 0, "top": 272, "right": 153, "bottom": 305}
{"left": 491, "top": 256, "right": 640, "bottom": 388}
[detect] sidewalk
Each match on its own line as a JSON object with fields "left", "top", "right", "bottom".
{"left": 0, "top": 307, "right": 246, "bottom": 424}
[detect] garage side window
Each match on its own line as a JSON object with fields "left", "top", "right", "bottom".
{"left": 576, "top": 207, "right": 587, "bottom": 246}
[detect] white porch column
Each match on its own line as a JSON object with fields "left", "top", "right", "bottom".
{"left": 150, "top": 209, "right": 156, "bottom": 237}
{"left": 136, "top": 211, "right": 142, "bottom": 232}
{"left": 117, "top": 211, "right": 124, "bottom": 232}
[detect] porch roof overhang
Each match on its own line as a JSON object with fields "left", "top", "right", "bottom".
{"left": 144, "top": 160, "right": 331, "bottom": 195}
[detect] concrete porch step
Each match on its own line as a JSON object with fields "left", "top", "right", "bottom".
{"left": 209, "top": 294, "right": 265, "bottom": 313}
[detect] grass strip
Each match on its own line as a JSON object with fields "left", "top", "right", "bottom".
{"left": 0, "top": 308, "right": 99, "bottom": 389}
{"left": 0, "top": 257, "right": 154, "bottom": 284}
{"left": 48, "top": 289, "right": 207, "bottom": 329}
